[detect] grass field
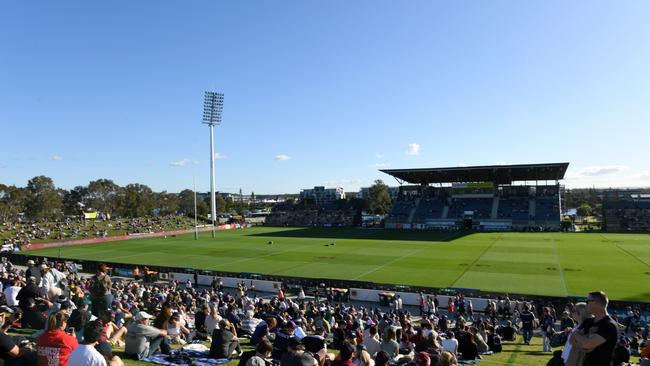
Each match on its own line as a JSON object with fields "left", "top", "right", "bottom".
{"left": 24, "top": 227, "right": 650, "bottom": 301}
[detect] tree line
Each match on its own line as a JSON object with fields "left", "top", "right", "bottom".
{"left": 0, "top": 176, "right": 261, "bottom": 221}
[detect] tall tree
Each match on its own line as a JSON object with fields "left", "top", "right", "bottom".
{"left": 0, "top": 184, "right": 29, "bottom": 221}
{"left": 86, "top": 179, "right": 121, "bottom": 214}
{"left": 25, "top": 176, "right": 63, "bottom": 220}
{"left": 120, "top": 183, "right": 155, "bottom": 217}
{"left": 62, "top": 186, "right": 88, "bottom": 216}
{"left": 367, "top": 179, "right": 392, "bottom": 215}
{"left": 155, "top": 191, "right": 180, "bottom": 215}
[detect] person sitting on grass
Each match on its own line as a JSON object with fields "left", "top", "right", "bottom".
{"left": 210, "top": 319, "right": 242, "bottom": 359}
{"left": 36, "top": 311, "right": 79, "bottom": 366}
{"left": 0, "top": 305, "right": 37, "bottom": 366}
{"left": 167, "top": 312, "right": 192, "bottom": 345}
{"left": 68, "top": 320, "right": 107, "bottom": 366}
{"left": 245, "top": 340, "right": 273, "bottom": 366}
{"left": 124, "top": 311, "right": 169, "bottom": 360}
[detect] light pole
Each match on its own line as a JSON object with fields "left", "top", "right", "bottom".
{"left": 202, "top": 91, "right": 224, "bottom": 238}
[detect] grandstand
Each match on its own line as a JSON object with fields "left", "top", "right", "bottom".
{"left": 603, "top": 190, "right": 650, "bottom": 231}
{"left": 382, "top": 163, "right": 568, "bottom": 231}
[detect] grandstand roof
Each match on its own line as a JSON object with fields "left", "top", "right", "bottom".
{"left": 381, "top": 162, "right": 569, "bottom": 185}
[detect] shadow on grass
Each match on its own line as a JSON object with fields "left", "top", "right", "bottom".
{"left": 248, "top": 227, "right": 471, "bottom": 242}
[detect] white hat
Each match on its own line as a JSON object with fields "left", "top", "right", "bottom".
{"left": 135, "top": 311, "right": 153, "bottom": 321}
{"left": 26, "top": 260, "right": 35, "bottom": 265}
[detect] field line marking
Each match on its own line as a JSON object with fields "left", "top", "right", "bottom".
{"left": 449, "top": 233, "right": 502, "bottom": 288}
{"left": 351, "top": 246, "right": 430, "bottom": 280}
{"left": 603, "top": 235, "right": 650, "bottom": 267}
{"left": 550, "top": 235, "right": 569, "bottom": 297}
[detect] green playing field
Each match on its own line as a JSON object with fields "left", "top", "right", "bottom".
{"left": 24, "top": 227, "right": 650, "bottom": 301}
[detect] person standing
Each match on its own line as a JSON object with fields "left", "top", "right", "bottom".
{"left": 519, "top": 303, "right": 536, "bottom": 345}
{"left": 573, "top": 291, "right": 619, "bottom": 366}
{"left": 90, "top": 264, "right": 113, "bottom": 318}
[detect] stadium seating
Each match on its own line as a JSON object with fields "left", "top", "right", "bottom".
{"left": 604, "top": 200, "right": 650, "bottom": 231}
{"left": 447, "top": 197, "right": 493, "bottom": 219}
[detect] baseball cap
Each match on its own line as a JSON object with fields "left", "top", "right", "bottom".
{"left": 135, "top": 311, "right": 154, "bottom": 321}
{"left": 0, "top": 305, "right": 14, "bottom": 314}
{"left": 26, "top": 259, "right": 35, "bottom": 265}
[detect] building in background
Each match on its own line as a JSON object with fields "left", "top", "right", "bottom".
{"left": 300, "top": 186, "right": 346, "bottom": 205}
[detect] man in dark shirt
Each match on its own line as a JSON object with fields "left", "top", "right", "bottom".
{"left": 519, "top": 304, "right": 536, "bottom": 345}
{"left": 0, "top": 305, "right": 37, "bottom": 366}
{"left": 302, "top": 327, "right": 326, "bottom": 354}
{"left": 574, "top": 291, "right": 619, "bottom": 366}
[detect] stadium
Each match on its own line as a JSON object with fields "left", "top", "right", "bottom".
{"left": 4, "top": 161, "right": 649, "bottom": 364}
{"left": 14, "top": 162, "right": 650, "bottom": 304}
{"left": 4, "top": 2, "right": 650, "bottom": 365}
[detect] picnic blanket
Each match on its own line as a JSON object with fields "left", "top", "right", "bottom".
{"left": 141, "top": 344, "right": 230, "bottom": 366}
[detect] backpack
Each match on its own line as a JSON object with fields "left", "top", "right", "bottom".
{"left": 90, "top": 274, "right": 108, "bottom": 297}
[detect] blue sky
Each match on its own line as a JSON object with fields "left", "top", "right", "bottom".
{"left": 1, "top": 1, "right": 649, "bottom": 194}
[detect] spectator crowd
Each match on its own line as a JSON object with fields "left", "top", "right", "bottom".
{"left": 0, "top": 256, "right": 645, "bottom": 366}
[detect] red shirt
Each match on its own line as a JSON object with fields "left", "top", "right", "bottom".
{"left": 37, "top": 329, "right": 78, "bottom": 366}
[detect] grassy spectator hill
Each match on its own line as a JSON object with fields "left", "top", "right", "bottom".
{"left": 23, "top": 226, "right": 650, "bottom": 302}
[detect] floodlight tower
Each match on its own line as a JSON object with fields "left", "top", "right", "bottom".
{"left": 202, "top": 91, "right": 224, "bottom": 238}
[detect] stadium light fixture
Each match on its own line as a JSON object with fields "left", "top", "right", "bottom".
{"left": 203, "top": 91, "right": 224, "bottom": 238}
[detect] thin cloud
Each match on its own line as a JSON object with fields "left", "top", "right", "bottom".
{"left": 577, "top": 165, "right": 627, "bottom": 177}
{"left": 493, "top": 161, "right": 509, "bottom": 166}
{"left": 406, "top": 143, "right": 420, "bottom": 156}
{"left": 324, "top": 178, "right": 362, "bottom": 188}
{"left": 170, "top": 158, "right": 197, "bottom": 167}
{"left": 274, "top": 154, "right": 291, "bottom": 161}
{"left": 213, "top": 152, "right": 228, "bottom": 160}
{"left": 51, "top": 155, "right": 63, "bottom": 161}
{"left": 458, "top": 162, "right": 468, "bottom": 167}
{"left": 375, "top": 153, "right": 384, "bottom": 159}
{"left": 372, "top": 162, "right": 391, "bottom": 168}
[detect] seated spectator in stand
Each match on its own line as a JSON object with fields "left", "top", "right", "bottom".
{"left": 95, "top": 341, "right": 124, "bottom": 366}
{"left": 374, "top": 351, "right": 391, "bottom": 366}
{"left": 210, "top": 319, "right": 242, "bottom": 359}
{"left": 458, "top": 333, "right": 480, "bottom": 362}
{"left": 246, "top": 340, "right": 273, "bottom": 366}
{"left": 303, "top": 327, "right": 327, "bottom": 354}
{"left": 167, "top": 312, "right": 192, "bottom": 345}
{"left": 21, "top": 298, "right": 47, "bottom": 330}
{"left": 273, "top": 321, "right": 299, "bottom": 360}
{"left": 16, "top": 277, "right": 41, "bottom": 312}
{"left": 0, "top": 305, "right": 37, "bottom": 366}
{"left": 241, "top": 310, "right": 262, "bottom": 337}
{"left": 281, "top": 337, "right": 317, "bottom": 366}
{"left": 500, "top": 321, "right": 517, "bottom": 341}
{"left": 3, "top": 279, "right": 22, "bottom": 307}
{"left": 332, "top": 342, "right": 355, "bottom": 366}
{"left": 194, "top": 303, "right": 210, "bottom": 341}
{"left": 68, "top": 320, "right": 107, "bottom": 366}
{"left": 68, "top": 299, "right": 92, "bottom": 342}
{"left": 251, "top": 317, "right": 276, "bottom": 347}
{"left": 36, "top": 311, "right": 79, "bottom": 366}
{"left": 363, "top": 326, "right": 381, "bottom": 357}
{"left": 205, "top": 304, "right": 223, "bottom": 337}
{"left": 439, "top": 351, "right": 458, "bottom": 366}
{"left": 353, "top": 344, "right": 375, "bottom": 366}
{"left": 125, "top": 311, "right": 169, "bottom": 360}
{"left": 380, "top": 328, "right": 399, "bottom": 360}
{"left": 440, "top": 331, "right": 458, "bottom": 355}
